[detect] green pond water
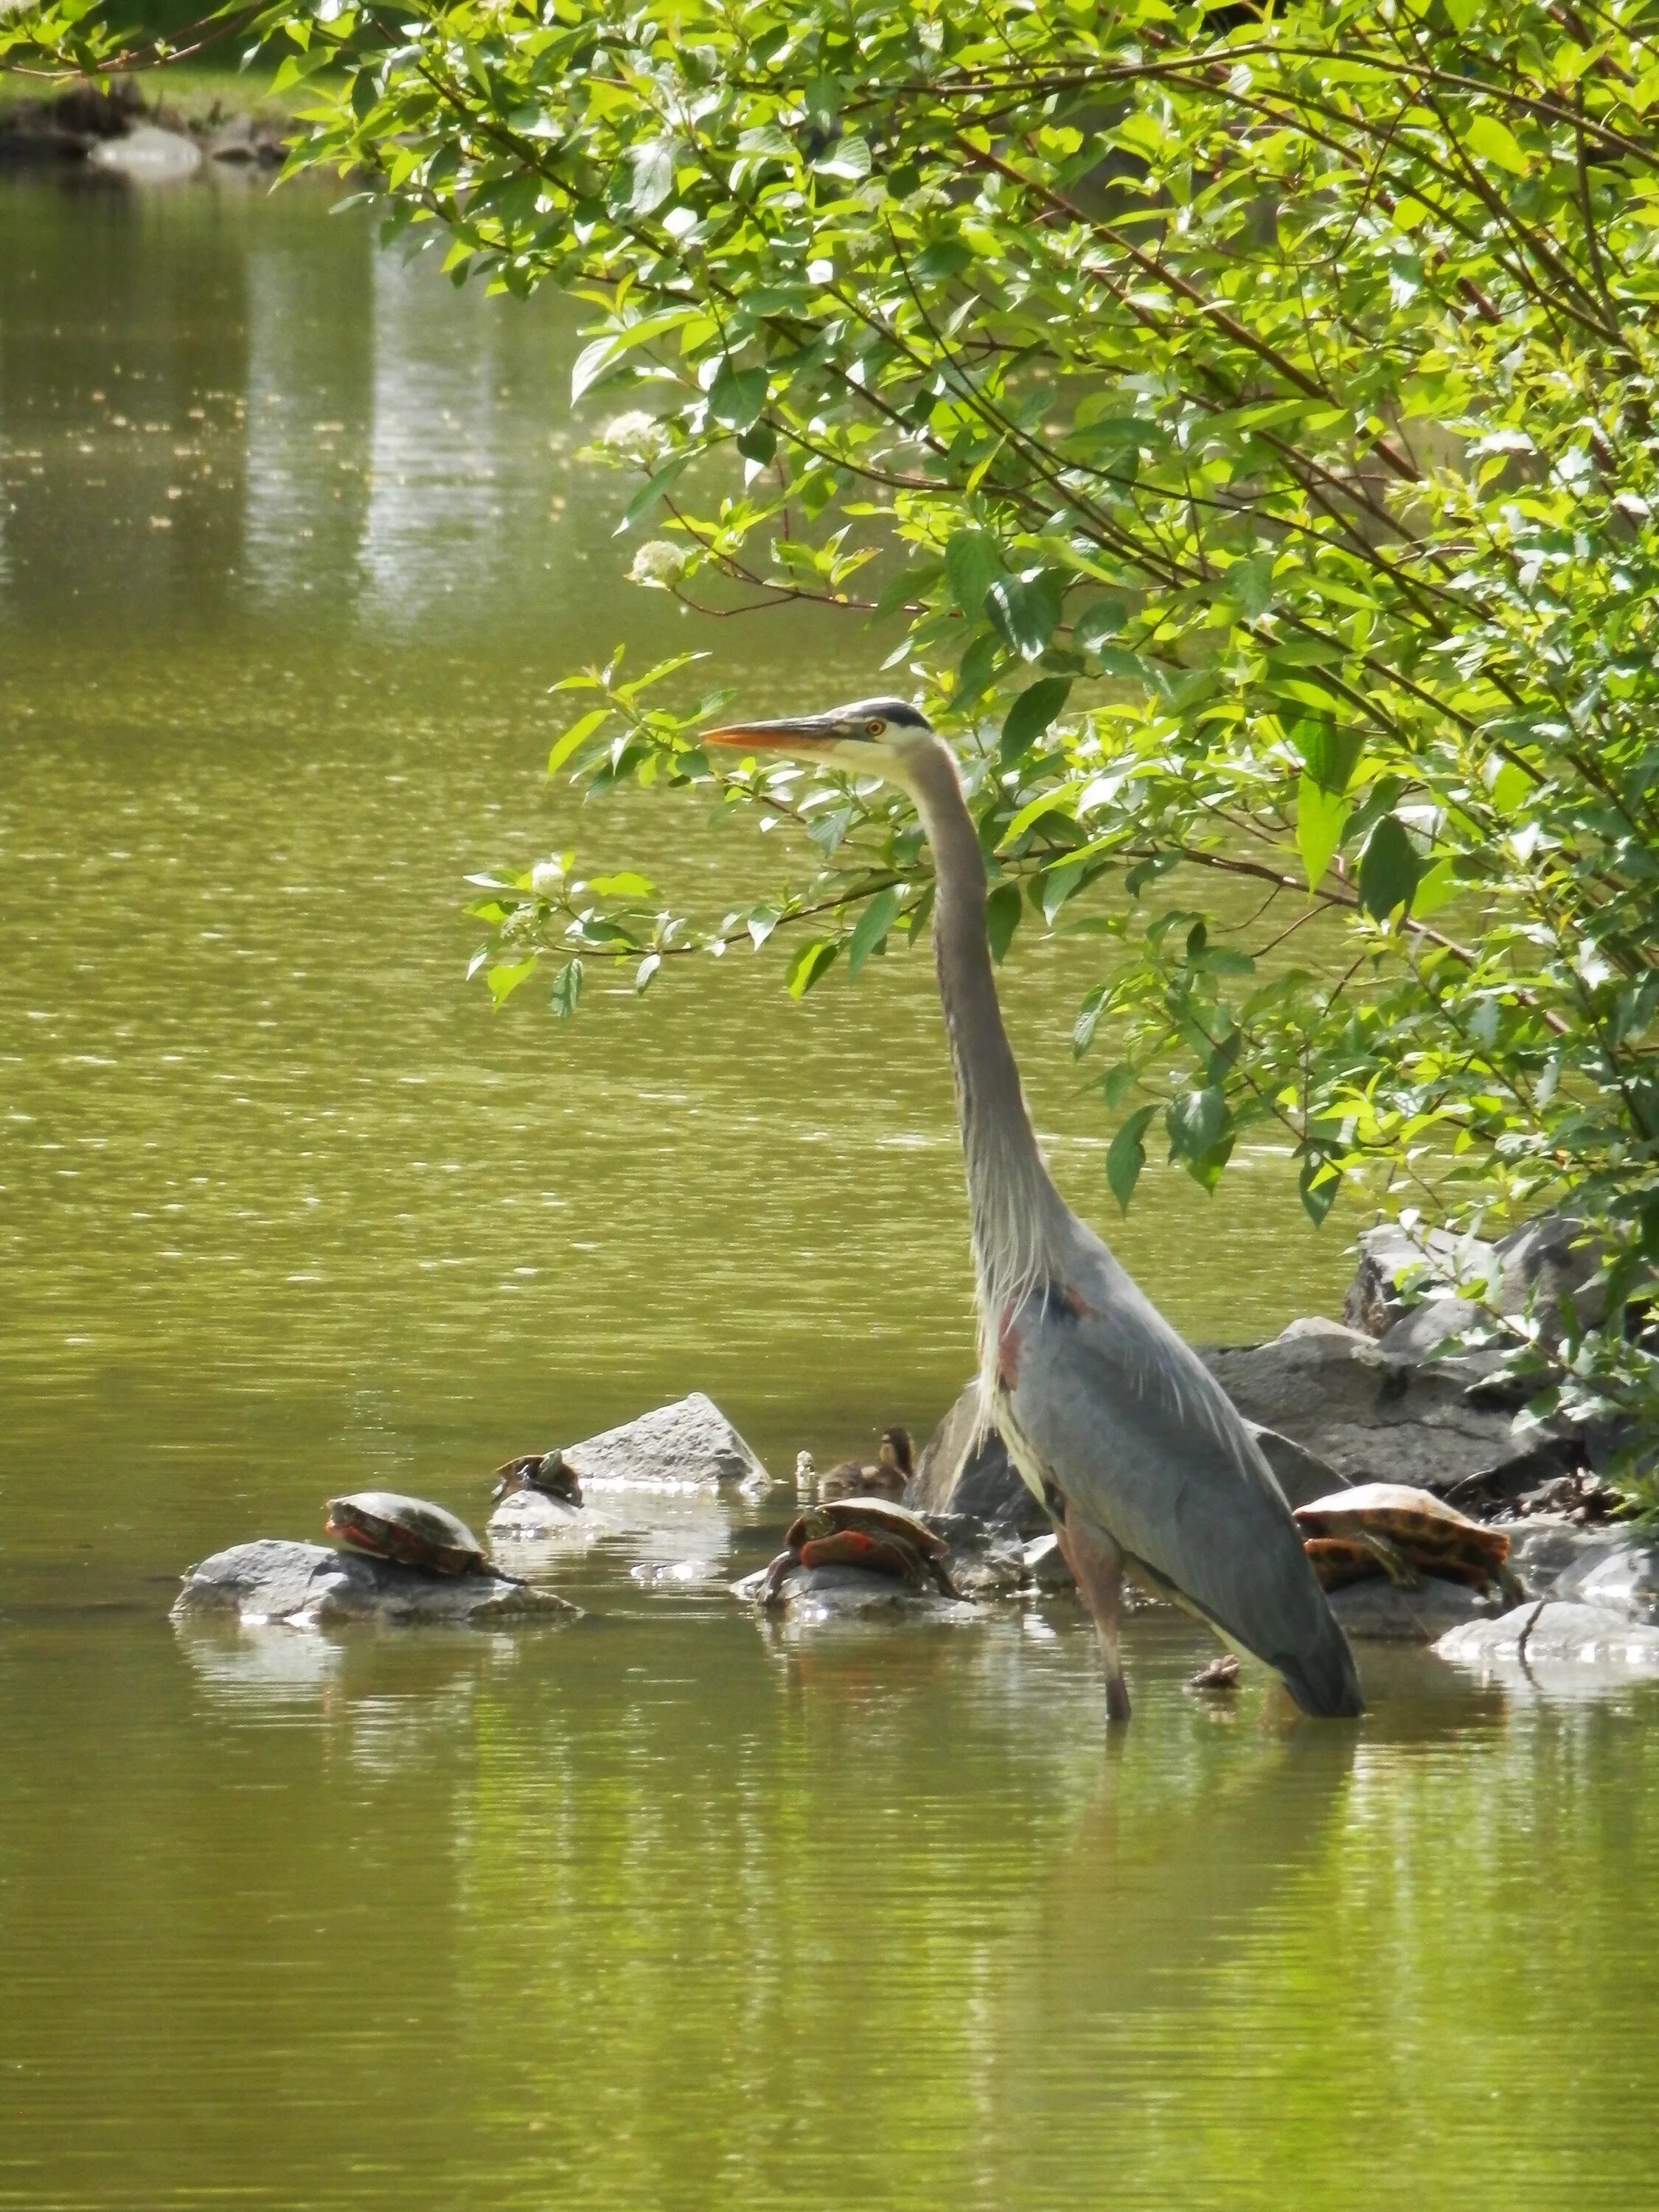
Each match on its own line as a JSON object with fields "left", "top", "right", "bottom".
{"left": 3, "top": 175, "right": 1658, "bottom": 2212}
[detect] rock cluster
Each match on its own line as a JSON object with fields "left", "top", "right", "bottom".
{"left": 0, "top": 83, "right": 288, "bottom": 174}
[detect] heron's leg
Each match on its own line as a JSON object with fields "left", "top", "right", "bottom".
{"left": 1059, "top": 1505, "right": 1132, "bottom": 1725}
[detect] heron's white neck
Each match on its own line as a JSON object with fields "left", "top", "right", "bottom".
{"left": 904, "top": 742, "right": 1074, "bottom": 1388}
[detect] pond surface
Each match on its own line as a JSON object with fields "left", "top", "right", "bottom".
{"left": 2, "top": 175, "right": 1656, "bottom": 2212}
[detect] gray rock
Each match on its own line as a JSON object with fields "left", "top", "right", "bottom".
{"left": 1504, "top": 1517, "right": 1617, "bottom": 1599}
{"left": 1553, "top": 1537, "right": 1659, "bottom": 1622}
{"left": 206, "top": 114, "right": 260, "bottom": 161}
{"left": 1249, "top": 1423, "right": 1349, "bottom": 1509}
{"left": 1347, "top": 1211, "right": 1604, "bottom": 1349}
{"left": 88, "top": 125, "right": 202, "bottom": 178}
{"left": 1437, "top": 1599, "right": 1659, "bottom": 1672}
{"left": 1021, "top": 1533, "right": 1075, "bottom": 1591}
{"left": 487, "top": 1486, "right": 585, "bottom": 1540}
{"left": 729, "top": 1562, "right": 974, "bottom": 1624}
{"left": 1326, "top": 1574, "right": 1496, "bottom": 1644}
{"left": 173, "top": 1538, "right": 579, "bottom": 1630}
{"left": 560, "top": 1391, "right": 767, "bottom": 1491}
{"left": 1347, "top": 1222, "right": 1489, "bottom": 1337}
{"left": 908, "top": 1381, "right": 1049, "bottom": 1535}
{"left": 1199, "top": 1321, "right": 1573, "bottom": 1498}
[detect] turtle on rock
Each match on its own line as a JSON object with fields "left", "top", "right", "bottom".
{"left": 759, "top": 1496, "right": 956, "bottom": 1607}
{"left": 324, "top": 1492, "right": 493, "bottom": 1577}
{"left": 490, "top": 1450, "right": 585, "bottom": 1512}
{"left": 1293, "top": 1484, "right": 1514, "bottom": 1596}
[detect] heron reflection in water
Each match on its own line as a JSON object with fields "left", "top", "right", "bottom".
{"left": 702, "top": 698, "right": 1363, "bottom": 1725}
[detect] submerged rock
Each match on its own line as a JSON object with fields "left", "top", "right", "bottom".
{"left": 1326, "top": 1575, "right": 1497, "bottom": 1644}
{"left": 1437, "top": 1599, "right": 1659, "bottom": 1673}
{"left": 88, "top": 125, "right": 202, "bottom": 178}
{"left": 173, "top": 1538, "right": 580, "bottom": 1630}
{"left": 730, "top": 1561, "right": 975, "bottom": 1624}
{"left": 558, "top": 1391, "right": 767, "bottom": 1492}
{"left": 908, "top": 1382, "right": 1047, "bottom": 1534}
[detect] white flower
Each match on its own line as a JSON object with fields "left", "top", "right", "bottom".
{"left": 629, "top": 539, "right": 686, "bottom": 588}
{"left": 529, "top": 859, "right": 566, "bottom": 896}
{"left": 598, "top": 411, "right": 672, "bottom": 470}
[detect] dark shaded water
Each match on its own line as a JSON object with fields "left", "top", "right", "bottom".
{"left": 2, "top": 175, "right": 1656, "bottom": 2212}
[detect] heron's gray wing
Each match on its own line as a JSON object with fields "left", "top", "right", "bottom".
{"left": 998, "top": 1266, "right": 1361, "bottom": 1716}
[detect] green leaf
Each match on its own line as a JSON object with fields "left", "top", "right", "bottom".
{"left": 548, "top": 708, "right": 611, "bottom": 776}
{"left": 634, "top": 953, "right": 661, "bottom": 993}
{"left": 549, "top": 957, "right": 584, "bottom": 1018}
{"left": 1294, "top": 723, "right": 1365, "bottom": 795}
{"left": 1000, "top": 678, "right": 1071, "bottom": 761}
{"left": 1358, "top": 815, "right": 1421, "bottom": 922}
{"left": 1106, "top": 1104, "right": 1158, "bottom": 1214}
{"left": 1464, "top": 112, "right": 1528, "bottom": 175}
{"left": 1298, "top": 1154, "right": 1341, "bottom": 1226}
{"left": 1166, "top": 1086, "right": 1227, "bottom": 1162}
{"left": 999, "top": 783, "right": 1079, "bottom": 847}
{"left": 627, "top": 139, "right": 676, "bottom": 214}
{"left": 487, "top": 958, "right": 538, "bottom": 1005}
{"left": 944, "top": 528, "right": 1004, "bottom": 619}
{"left": 588, "top": 872, "right": 656, "bottom": 897}
{"left": 986, "top": 881, "right": 1023, "bottom": 964}
{"left": 847, "top": 886, "right": 900, "bottom": 976}
{"left": 707, "top": 359, "right": 768, "bottom": 430}
{"left": 1295, "top": 776, "right": 1349, "bottom": 891}
{"left": 784, "top": 937, "right": 839, "bottom": 998}
{"left": 987, "top": 571, "right": 1062, "bottom": 661}
{"left": 1072, "top": 982, "right": 1109, "bottom": 1057}
{"left": 617, "top": 453, "right": 692, "bottom": 532}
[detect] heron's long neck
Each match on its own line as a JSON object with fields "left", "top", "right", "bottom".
{"left": 907, "top": 745, "right": 1072, "bottom": 1329}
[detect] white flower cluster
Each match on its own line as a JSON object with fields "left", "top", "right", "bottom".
{"left": 529, "top": 859, "right": 566, "bottom": 897}
{"left": 628, "top": 539, "right": 686, "bottom": 588}
{"left": 597, "top": 411, "right": 672, "bottom": 470}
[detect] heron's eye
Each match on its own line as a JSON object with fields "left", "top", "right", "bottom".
{"left": 866, "top": 717, "right": 887, "bottom": 736}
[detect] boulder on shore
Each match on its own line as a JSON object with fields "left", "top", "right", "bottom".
{"left": 1200, "top": 1318, "right": 1575, "bottom": 1500}
{"left": 173, "top": 1538, "right": 580, "bottom": 1630}
{"left": 1346, "top": 1211, "right": 1606, "bottom": 1349}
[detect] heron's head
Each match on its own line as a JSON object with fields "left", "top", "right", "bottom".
{"left": 701, "top": 697, "right": 937, "bottom": 780}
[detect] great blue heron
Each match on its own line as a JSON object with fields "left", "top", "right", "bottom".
{"left": 704, "top": 697, "right": 1363, "bottom": 1724}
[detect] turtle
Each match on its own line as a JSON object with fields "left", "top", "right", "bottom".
{"left": 759, "top": 1495, "right": 956, "bottom": 1607}
{"left": 490, "top": 1450, "right": 584, "bottom": 1510}
{"left": 817, "top": 1425, "right": 914, "bottom": 1502}
{"left": 1293, "top": 1484, "right": 1512, "bottom": 1595}
{"left": 324, "top": 1491, "right": 492, "bottom": 1577}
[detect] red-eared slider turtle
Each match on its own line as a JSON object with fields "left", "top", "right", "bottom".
{"left": 1294, "top": 1484, "right": 1512, "bottom": 1594}
{"left": 490, "top": 1450, "right": 584, "bottom": 1509}
{"left": 324, "top": 1492, "right": 490, "bottom": 1576}
{"left": 818, "top": 1426, "right": 914, "bottom": 1502}
{"left": 759, "top": 1495, "right": 955, "bottom": 1606}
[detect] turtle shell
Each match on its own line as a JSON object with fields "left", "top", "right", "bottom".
{"left": 786, "top": 1497, "right": 948, "bottom": 1557}
{"left": 1302, "top": 1535, "right": 1387, "bottom": 1591}
{"left": 325, "top": 1491, "right": 488, "bottom": 1576}
{"left": 1294, "top": 1484, "right": 1509, "bottom": 1575}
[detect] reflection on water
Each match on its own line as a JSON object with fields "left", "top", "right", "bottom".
{"left": 3, "top": 175, "right": 1657, "bottom": 2212}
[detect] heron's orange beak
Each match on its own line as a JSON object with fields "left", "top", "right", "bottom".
{"left": 701, "top": 716, "right": 841, "bottom": 754}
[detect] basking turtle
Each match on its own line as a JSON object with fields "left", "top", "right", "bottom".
{"left": 491, "top": 1450, "right": 584, "bottom": 1510}
{"left": 324, "top": 1491, "right": 491, "bottom": 1577}
{"left": 817, "top": 1426, "right": 914, "bottom": 1501}
{"left": 759, "top": 1495, "right": 956, "bottom": 1607}
{"left": 1294, "top": 1484, "right": 1511, "bottom": 1594}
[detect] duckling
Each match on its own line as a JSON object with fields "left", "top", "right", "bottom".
{"left": 817, "top": 1425, "right": 914, "bottom": 1502}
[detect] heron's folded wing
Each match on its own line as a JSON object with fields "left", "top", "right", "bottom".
{"left": 1003, "top": 1284, "right": 1340, "bottom": 1668}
